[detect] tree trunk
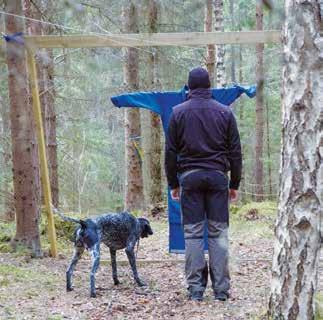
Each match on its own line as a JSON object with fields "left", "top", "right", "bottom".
{"left": 229, "top": 0, "right": 236, "bottom": 84}
{"left": 44, "top": 49, "right": 59, "bottom": 208}
{"left": 269, "top": 1, "right": 322, "bottom": 319}
{"left": 122, "top": 2, "right": 145, "bottom": 211}
{"left": 237, "top": 5, "right": 245, "bottom": 202}
{"left": 254, "top": 2, "right": 264, "bottom": 202}
{"left": 213, "top": 0, "right": 226, "bottom": 87}
{"left": 147, "top": 0, "right": 162, "bottom": 207}
{"left": 5, "top": 0, "right": 42, "bottom": 256}
{"left": 24, "top": 1, "right": 59, "bottom": 208}
{"left": 238, "top": 44, "right": 246, "bottom": 202}
{"left": 265, "top": 100, "right": 273, "bottom": 199}
{"left": 204, "top": 0, "right": 215, "bottom": 87}
{"left": 42, "top": 7, "right": 59, "bottom": 208}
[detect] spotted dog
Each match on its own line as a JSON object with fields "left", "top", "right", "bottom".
{"left": 54, "top": 209, "right": 153, "bottom": 297}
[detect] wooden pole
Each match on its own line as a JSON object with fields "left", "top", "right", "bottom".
{"left": 26, "top": 48, "right": 57, "bottom": 257}
{"left": 0, "top": 30, "right": 281, "bottom": 48}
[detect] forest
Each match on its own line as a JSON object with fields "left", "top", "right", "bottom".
{"left": 0, "top": 0, "right": 321, "bottom": 319}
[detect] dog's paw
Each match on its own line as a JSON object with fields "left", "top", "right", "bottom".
{"left": 114, "top": 279, "right": 121, "bottom": 285}
{"left": 90, "top": 291, "right": 96, "bottom": 298}
{"left": 66, "top": 287, "right": 74, "bottom": 292}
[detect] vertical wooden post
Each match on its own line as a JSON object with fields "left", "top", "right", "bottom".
{"left": 26, "top": 48, "right": 57, "bottom": 257}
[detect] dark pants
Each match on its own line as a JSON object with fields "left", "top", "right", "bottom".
{"left": 179, "top": 169, "right": 230, "bottom": 295}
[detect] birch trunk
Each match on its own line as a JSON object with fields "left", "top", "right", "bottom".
{"left": 255, "top": 1, "right": 264, "bottom": 201}
{"left": 5, "top": 0, "right": 42, "bottom": 256}
{"left": 269, "top": 1, "right": 322, "bottom": 318}
{"left": 204, "top": 0, "right": 215, "bottom": 87}
{"left": 123, "top": 2, "right": 145, "bottom": 211}
{"left": 213, "top": 0, "right": 226, "bottom": 87}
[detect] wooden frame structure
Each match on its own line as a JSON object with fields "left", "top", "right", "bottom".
{"left": 4, "top": 30, "right": 281, "bottom": 257}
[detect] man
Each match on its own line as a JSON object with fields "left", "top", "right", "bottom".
{"left": 165, "top": 67, "right": 242, "bottom": 302}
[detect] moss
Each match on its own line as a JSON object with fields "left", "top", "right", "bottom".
{"left": 0, "top": 263, "right": 57, "bottom": 287}
{"left": 230, "top": 201, "right": 278, "bottom": 242}
{"left": 230, "top": 204, "right": 239, "bottom": 215}
{"left": 0, "top": 221, "right": 15, "bottom": 243}
{"left": 40, "top": 212, "right": 83, "bottom": 241}
{"left": 0, "top": 243, "right": 13, "bottom": 253}
{"left": 315, "top": 292, "right": 323, "bottom": 319}
{"left": 236, "top": 201, "right": 277, "bottom": 218}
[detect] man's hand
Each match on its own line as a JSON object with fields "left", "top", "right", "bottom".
{"left": 171, "top": 188, "right": 180, "bottom": 201}
{"left": 229, "top": 189, "right": 238, "bottom": 202}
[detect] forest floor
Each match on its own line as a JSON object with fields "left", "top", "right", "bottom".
{"left": 0, "top": 202, "right": 277, "bottom": 320}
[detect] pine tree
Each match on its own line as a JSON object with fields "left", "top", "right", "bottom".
{"left": 123, "top": 1, "right": 145, "bottom": 211}
{"left": 5, "top": 0, "right": 42, "bottom": 256}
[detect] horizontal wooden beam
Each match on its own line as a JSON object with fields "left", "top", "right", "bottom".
{"left": 1, "top": 31, "right": 281, "bottom": 48}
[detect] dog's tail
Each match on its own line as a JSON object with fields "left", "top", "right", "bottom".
{"left": 51, "top": 205, "right": 81, "bottom": 224}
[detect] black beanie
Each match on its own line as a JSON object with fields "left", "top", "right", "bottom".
{"left": 188, "top": 67, "right": 211, "bottom": 90}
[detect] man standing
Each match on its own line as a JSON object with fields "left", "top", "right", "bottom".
{"left": 165, "top": 67, "right": 242, "bottom": 302}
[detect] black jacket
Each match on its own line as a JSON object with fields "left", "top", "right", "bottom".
{"left": 165, "top": 88, "right": 242, "bottom": 190}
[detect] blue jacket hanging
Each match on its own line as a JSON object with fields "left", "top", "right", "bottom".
{"left": 111, "top": 84, "right": 256, "bottom": 253}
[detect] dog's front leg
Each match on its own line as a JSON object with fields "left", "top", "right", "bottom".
{"left": 110, "top": 248, "right": 120, "bottom": 285}
{"left": 89, "top": 243, "right": 100, "bottom": 298}
{"left": 66, "top": 246, "right": 84, "bottom": 292}
{"left": 125, "top": 238, "right": 146, "bottom": 287}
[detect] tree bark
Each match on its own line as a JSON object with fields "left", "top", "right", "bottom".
{"left": 238, "top": 43, "right": 246, "bottom": 202}
{"left": 254, "top": 1, "right": 264, "bottom": 202}
{"left": 147, "top": 0, "right": 162, "bottom": 207}
{"left": 42, "top": 5, "right": 59, "bottom": 208}
{"left": 204, "top": 0, "right": 215, "bottom": 87}
{"left": 237, "top": 6, "right": 245, "bottom": 202}
{"left": 269, "top": 1, "right": 322, "bottom": 319}
{"left": 43, "top": 48, "right": 59, "bottom": 208}
{"left": 24, "top": 0, "right": 59, "bottom": 208}
{"left": 229, "top": 0, "right": 236, "bottom": 84}
{"left": 213, "top": 0, "right": 226, "bottom": 87}
{"left": 5, "top": 0, "right": 42, "bottom": 256}
{"left": 265, "top": 100, "right": 273, "bottom": 199}
{"left": 123, "top": 2, "right": 145, "bottom": 211}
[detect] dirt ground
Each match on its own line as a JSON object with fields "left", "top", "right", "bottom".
{"left": 0, "top": 204, "right": 276, "bottom": 320}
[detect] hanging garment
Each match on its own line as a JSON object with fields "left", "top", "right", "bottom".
{"left": 111, "top": 84, "right": 256, "bottom": 253}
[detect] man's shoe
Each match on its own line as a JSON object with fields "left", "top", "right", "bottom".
{"left": 188, "top": 291, "right": 204, "bottom": 302}
{"left": 214, "top": 292, "right": 229, "bottom": 301}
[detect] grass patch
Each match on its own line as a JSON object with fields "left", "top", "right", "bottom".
{"left": 0, "top": 221, "right": 15, "bottom": 243}
{"left": 230, "top": 201, "right": 277, "bottom": 242}
{"left": 316, "top": 292, "right": 323, "bottom": 320}
{"left": 235, "top": 201, "right": 277, "bottom": 218}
